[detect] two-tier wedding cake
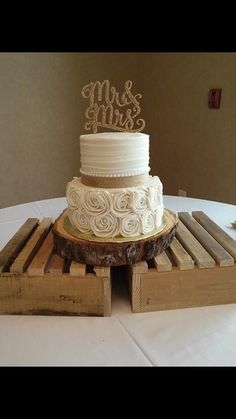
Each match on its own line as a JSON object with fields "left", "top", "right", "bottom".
{"left": 53, "top": 80, "right": 177, "bottom": 266}
{"left": 66, "top": 131, "right": 164, "bottom": 240}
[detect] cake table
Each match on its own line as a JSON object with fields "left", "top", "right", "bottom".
{"left": 1, "top": 196, "right": 236, "bottom": 366}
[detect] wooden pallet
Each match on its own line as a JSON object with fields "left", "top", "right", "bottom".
{"left": 1, "top": 210, "right": 236, "bottom": 316}
{"left": 128, "top": 211, "right": 236, "bottom": 313}
{"left": 0, "top": 218, "right": 111, "bottom": 316}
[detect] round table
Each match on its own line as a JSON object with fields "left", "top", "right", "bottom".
{"left": 0, "top": 195, "right": 236, "bottom": 366}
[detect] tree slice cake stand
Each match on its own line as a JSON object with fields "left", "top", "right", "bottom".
{"left": 53, "top": 208, "right": 178, "bottom": 266}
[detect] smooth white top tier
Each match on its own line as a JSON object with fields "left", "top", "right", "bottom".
{"left": 80, "top": 132, "right": 150, "bottom": 177}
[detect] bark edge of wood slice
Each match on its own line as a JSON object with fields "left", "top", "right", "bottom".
{"left": 52, "top": 209, "right": 178, "bottom": 266}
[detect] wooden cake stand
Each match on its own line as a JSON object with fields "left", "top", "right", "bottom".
{"left": 53, "top": 209, "right": 178, "bottom": 266}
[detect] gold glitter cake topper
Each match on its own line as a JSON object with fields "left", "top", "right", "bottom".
{"left": 81, "top": 80, "right": 145, "bottom": 133}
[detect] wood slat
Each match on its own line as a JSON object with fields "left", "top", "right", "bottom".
{"left": 192, "top": 211, "right": 236, "bottom": 261}
{"left": 139, "top": 265, "right": 236, "bottom": 313}
{"left": 154, "top": 252, "right": 172, "bottom": 272}
{"left": 46, "top": 254, "right": 65, "bottom": 276}
{"left": 27, "top": 231, "right": 54, "bottom": 276}
{"left": 178, "top": 212, "right": 234, "bottom": 267}
{"left": 94, "top": 266, "right": 110, "bottom": 277}
{"left": 103, "top": 277, "right": 112, "bottom": 316}
{"left": 10, "top": 218, "right": 53, "bottom": 274}
{"left": 70, "top": 261, "right": 86, "bottom": 277}
{"left": 131, "top": 273, "right": 141, "bottom": 312}
{"left": 0, "top": 218, "right": 39, "bottom": 272}
{"left": 132, "top": 261, "right": 149, "bottom": 275}
{"left": 0, "top": 274, "right": 107, "bottom": 316}
{"left": 129, "top": 262, "right": 148, "bottom": 312}
{"left": 176, "top": 219, "right": 216, "bottom": 268}
{"left": 169, "top": 237, "right": 195, "bottom": 270}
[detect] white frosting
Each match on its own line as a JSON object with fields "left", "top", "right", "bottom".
{"left": 91, "top": 214, "right": 119, "bottom": 238}
{"left": 80, "top": 132, "right": 150, "bottom": 177}
{"left": 82, "top": 190, "right": 111, "bottom": 216}
{"left": 66, "top": 176, "right": 164, "bottom": 239}
{"left": 68, "top": 208, "right": 92, "bottom": 235}
{"left": 141, "top": 209, "right": 156, "bottom": 234}
{"left": 120, "top": 213, "right": 141, "bottom": 237}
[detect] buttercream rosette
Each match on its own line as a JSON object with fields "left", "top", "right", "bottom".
{"left": 112, "top": 191, "right": 132, "bottom": 217}
{"left": 120, "top": 213, "right": 141, "bottom": 237}
{"left": 131, "top": 190, "right": 148, "bottom": 214}
{"left": 141, "top": 209, "right": 156, "bottom": 234}
{"left": 83, "top": 189, "right": 112, "bottom": 216}
{"left": 68, "top": 208, "right": 92, "bottom": 235}
{"left": 66, "top": 178, "right": 83, "bottom": 210}
{"left": 91, "top": 213, "right": 119, "bottom": 238}
{"left": 66, "top": 175, "right": 164, "bottom": 239}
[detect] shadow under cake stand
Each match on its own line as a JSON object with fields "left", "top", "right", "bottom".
{"left": 53, "top": 209, "right": 178, "bottom": 266}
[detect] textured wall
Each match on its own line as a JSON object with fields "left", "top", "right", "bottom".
{"left": 0, "top": 53, "right": 83, "bottom": 208}
{"left": 139, "top": 53, "right": 236, "bottom": 205}
{"left": 0, "top": 52, "right": 236, "bottom": 208}
{"left": 0, "top": 52, "right": 140, "bottom": 208}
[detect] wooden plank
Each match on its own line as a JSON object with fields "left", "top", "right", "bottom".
{"left": 154, "top": 252, "right": 172, "bottom": 272}
{"left": 192, "top": 211, "right": 236, "bottom": 261}
{"left": 70, "top": 261, "right": 86, "bottom": 277}
{"left": 139, "top": 264, "right": 236, "bottom": 313}
{"left": 46, "top": 254, "right": 65, "bottom": 276}
{"left": 130, "top": 261, "right": 148, "bottom": 312}
{"left": 0, "top": 218, "right": 39, "bottom": 272}
{"left": 178, "top": 212, "right": 234, "bottom": 267}
{"left": 94, "top": 266, "right": 110, "bottom": 277}
{"left": 10, "top": 218, "right": 53, "bottom": 274}
{"left": 131, "top": 273, "right": 141, "bottom": 313}
{"left": 176, "top": 219, "right": 215, "bottom": 268}
{"left": 103, "top": 277, "right": 111, "bottom": 316}
{"left": 132, "top": 261, "right": 148, "bottom": 275}
{"left": 27, "top": 231, "right": 54, "bottom": 276}
{"left": 169, "top": 237, "right": 194, "bottom": 270}
{"left": 0, "top": 273, "right": 106, "bottom": 316}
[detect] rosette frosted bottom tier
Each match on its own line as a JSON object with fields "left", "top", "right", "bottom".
{"left": 66, "top": 176, "right": 164, "bottom": 240}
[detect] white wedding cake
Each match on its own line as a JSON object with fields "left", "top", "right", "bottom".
{"left": 66, "top": 132, "right": 164, "bottom": 240}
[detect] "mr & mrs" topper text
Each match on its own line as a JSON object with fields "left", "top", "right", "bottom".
{"left": 81, "top": 80, "right": 145, "bottom": 133}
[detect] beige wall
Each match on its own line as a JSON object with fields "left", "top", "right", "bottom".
{"left": 140, "top": 53, "right": 236, "bottom": 205}
{"left": 0, "top": 52, "right": 236, "bottom": 208}
{"left": 0, "top": 53, "right": 140, "bottom": 208}
{"left": 0, "top": 53, "right": 82, "bottom": 208}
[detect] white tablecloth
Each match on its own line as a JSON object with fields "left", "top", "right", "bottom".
{"left": 0, "top": 195, "right": 236, "bottom": 366}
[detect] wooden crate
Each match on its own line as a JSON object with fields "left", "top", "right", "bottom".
{"left": 128, "top": 211, "right": 236, "bottom": 313}
{"left": 0, "top": 218, "right": 111, "bottom": 316}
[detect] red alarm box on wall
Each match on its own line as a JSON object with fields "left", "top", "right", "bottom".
{"left": 209, "top": 88, "right": 222, "bottom": 109}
